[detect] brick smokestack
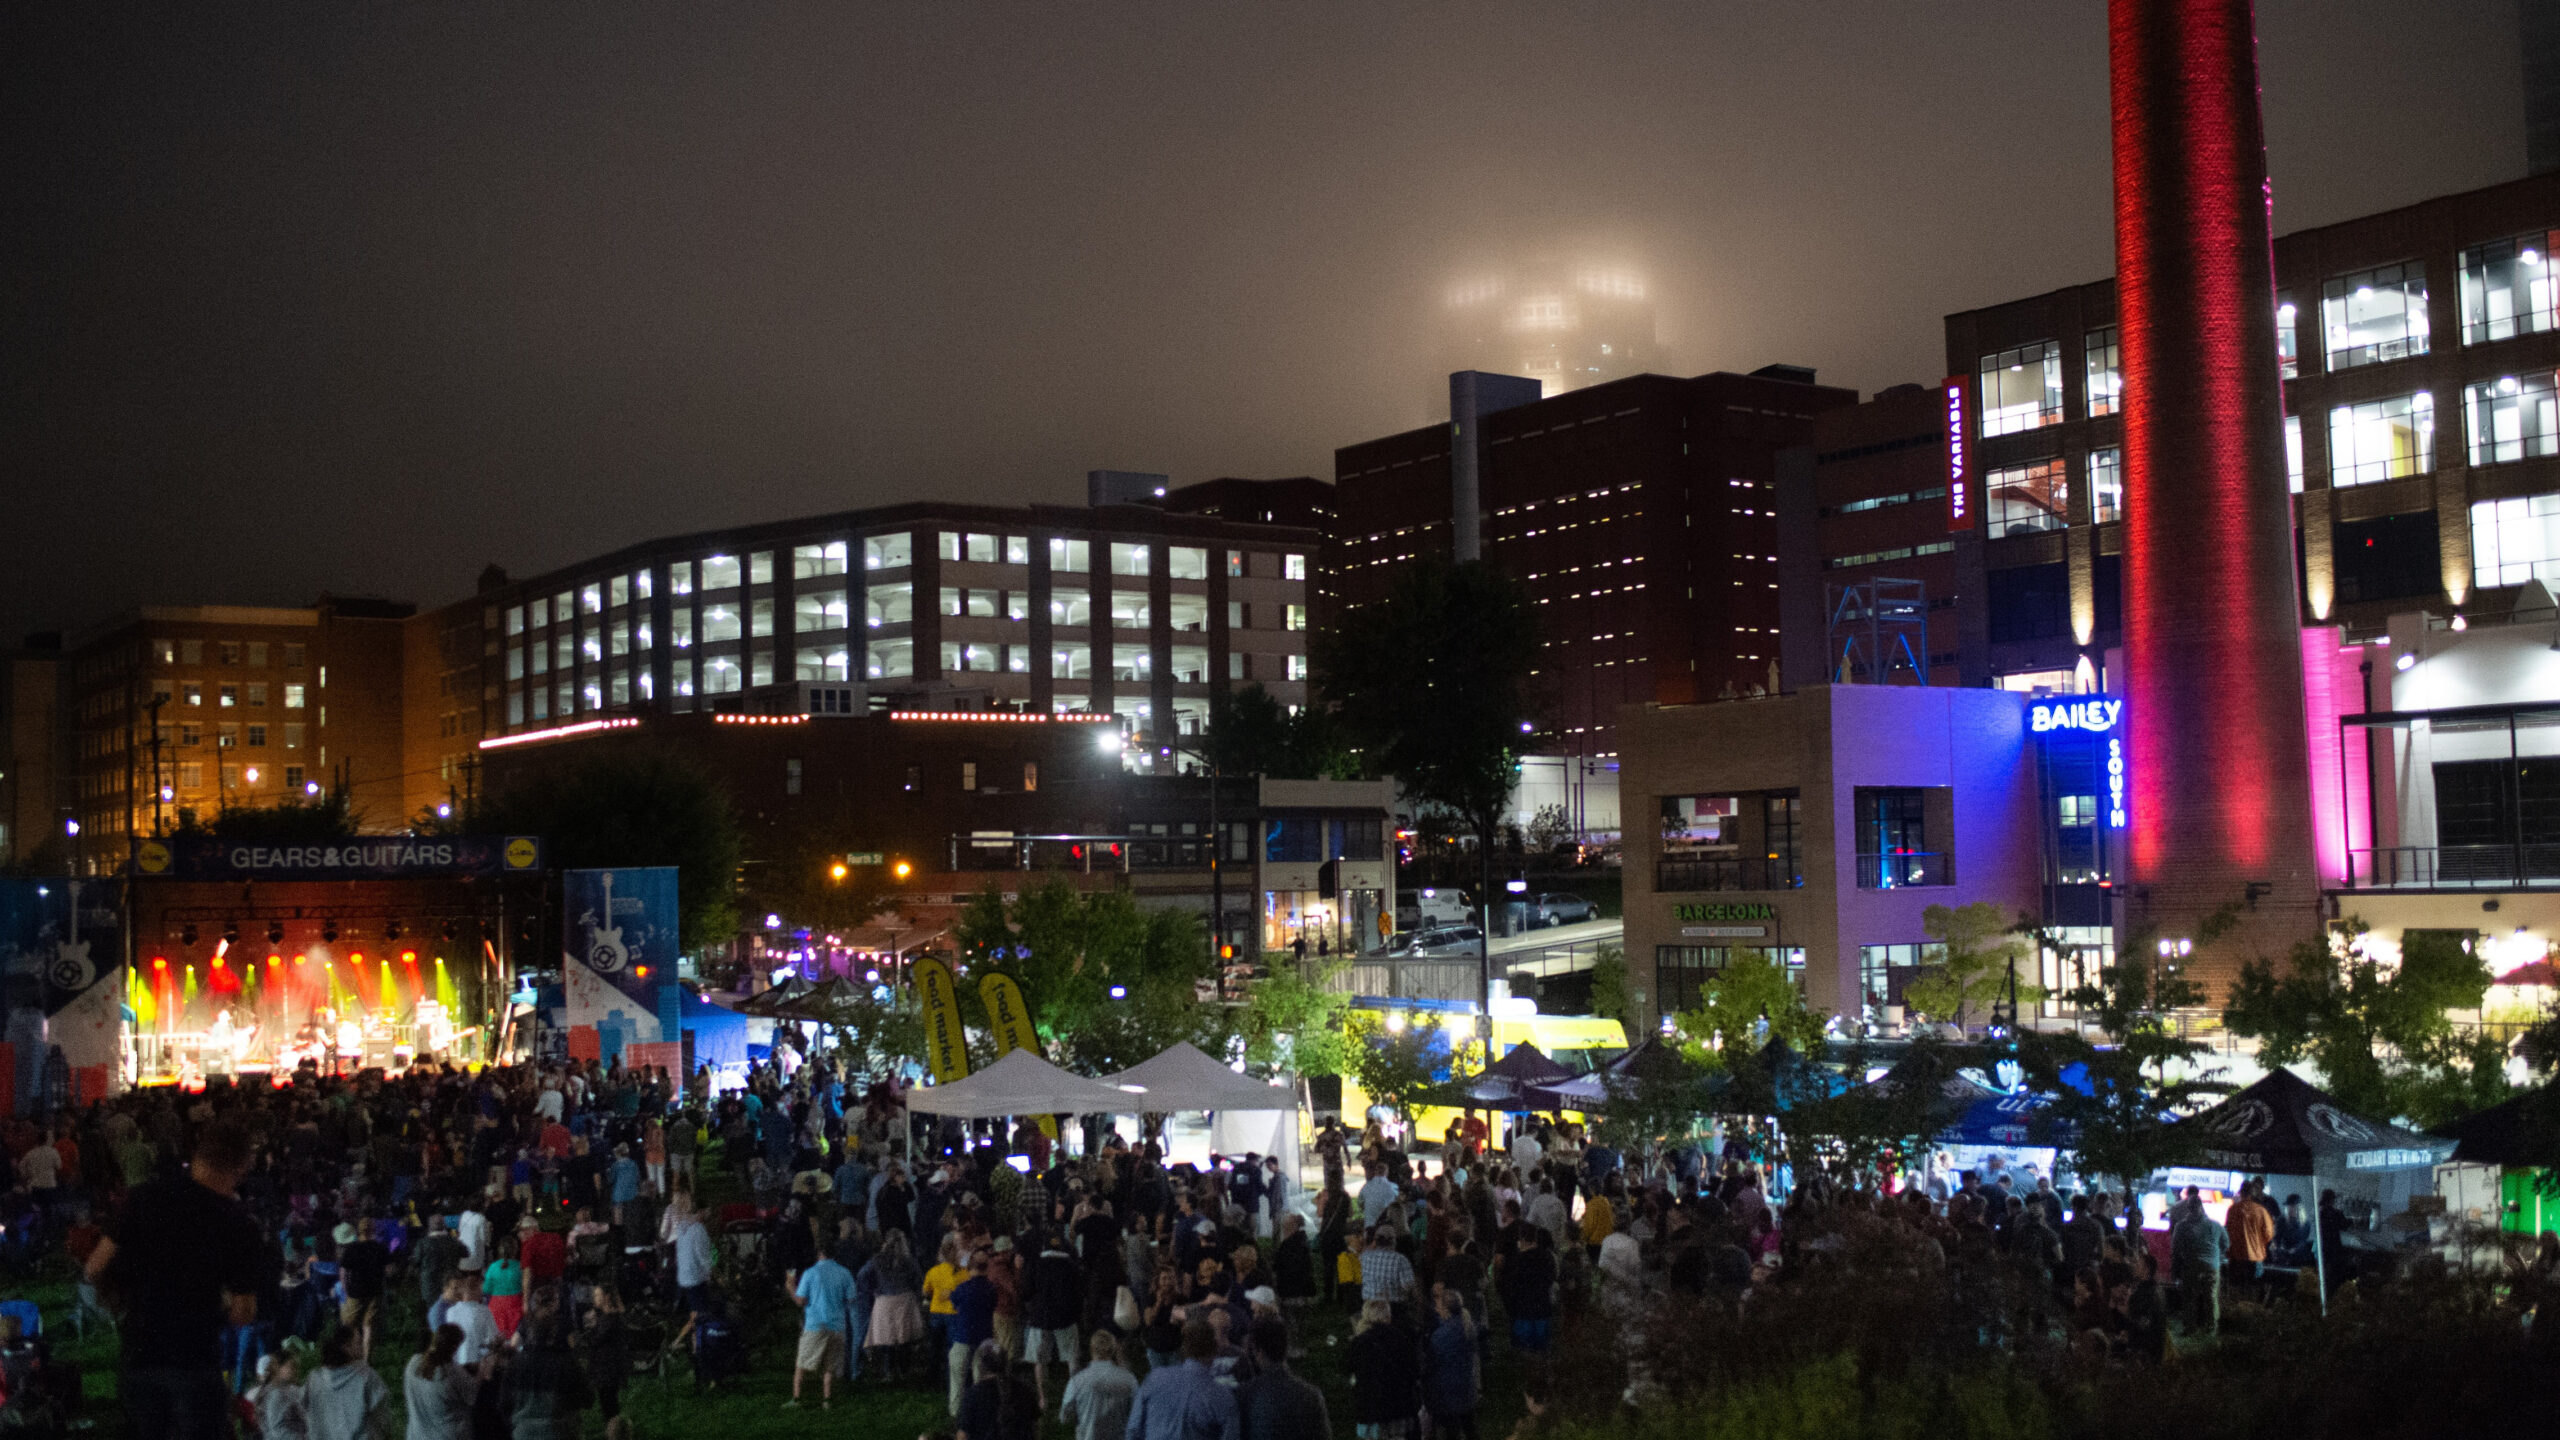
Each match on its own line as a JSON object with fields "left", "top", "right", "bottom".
{"left": 2111, "top": 0, "right": 2319, "bottom": 991}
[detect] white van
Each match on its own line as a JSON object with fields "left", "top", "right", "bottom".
{"left": 1393, "top": 887, "right": 1474, "bottom": 933}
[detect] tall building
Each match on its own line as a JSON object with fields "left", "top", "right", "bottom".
{"left": 1330, "top": 366, "right": 1859, "bottom": 786}
{"left": 444, "top": 497, "right": 1317, "bottom": 776}
{"left": 1, "top": 634, "right": 64, "bottom": 866}
{"left": 60, "top": 599, "right": 415, "bottom": 866}
{"left": 1438, "top": 257, "right": 1658, "bottom": 399}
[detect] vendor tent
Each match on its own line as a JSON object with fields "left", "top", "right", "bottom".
{"left": 1449, "top": 1041, "right": 1575, "bottom": 1108}
{"left": 774, "top": 976, "right": 875, "bottom": 1023}
{"left": 2186, "top": 1067, "right": 2451, "bottom": 1180}
{"left": 731, "top": 976, "right": 814, "bottom": 1017}
{"left": 2432, "top": 1083, "right": 2560, "bottom": 1168}
{"left": 1938, "top": 1091, "right": 2071, "bottom": 1148}
{"left": 903, "top": 1047, "right": 1147, "bottom": 1118}
{"left": 1531, "top": 1037, "right": 1708, "bottom": 1110}
{"left": 1106, "top": 1042, "right": 1297, "bottom": 1109}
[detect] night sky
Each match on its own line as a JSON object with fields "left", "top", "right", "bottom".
{"left": 0, "top": 1, "right": 2522, "bottom": 639}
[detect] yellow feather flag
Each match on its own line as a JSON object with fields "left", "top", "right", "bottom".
{"left": 978, "top": 972, "right": 1057, "bottom": 1138}
{"left": 913, "top": 956, "right": 972, "bottom": 1085}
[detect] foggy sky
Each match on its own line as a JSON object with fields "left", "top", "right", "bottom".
{"left": 0, "top": 1, "right": 2523, "bottom": 639}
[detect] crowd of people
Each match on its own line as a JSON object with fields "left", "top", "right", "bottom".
{"left": 0, "top": 1049, "right": 2461, "bottom": 1440}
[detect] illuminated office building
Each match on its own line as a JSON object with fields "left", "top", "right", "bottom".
{"left": 1439, "top": 257, "right": 1658, "bottom": 399}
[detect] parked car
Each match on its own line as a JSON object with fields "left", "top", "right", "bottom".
{"left": 1530, "top": 893, "right": 1598, "bottom": 927}
{"left": 1407, "top": 924, "right": 1486, "bottom": 956}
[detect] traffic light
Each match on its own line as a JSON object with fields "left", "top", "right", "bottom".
{"left": 1317, "top": 859, "right": 1340, "bottom": 900}
{"left": 1219, "top": 942, "right": 1235, "bottom": 961}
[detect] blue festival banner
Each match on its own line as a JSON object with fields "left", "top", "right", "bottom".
{"left": 1, "top": 878, "right": 127, "bottom": 1111}
{"left": 562, "top": 868, "right": 680, "bottom": 1035}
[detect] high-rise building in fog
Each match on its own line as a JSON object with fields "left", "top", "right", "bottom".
{"left": 1438, "top": 256, "right": 1657, "bottom": 399}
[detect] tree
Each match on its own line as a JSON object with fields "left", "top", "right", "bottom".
{"left": 1790, "top": 1036, "right": 1985, "bottom": 1186}
{"left": 807, "top": 983, "right": 928, "bottom": 1083}
{"left": 1588, "top": 944, "right": 1638, "bottom": 1032}
{"left": 1904, "top": 902, "right": 2043, "bottom": 1030}
{"left": 1590, "top": 1043, "right": 1715, "bottom": 1155}
{"left": 954, "top": 878, "right": 1232, "bottom": 1073}
{"left": 1349, "top": 1014, "right": 1465, "bottom": 1125}
{"left": 174, "top": 786, "right": 361, "bottom": 844}
{"left": 1204, "top": 684, "right": 1351, "bottom": 779}
{"left": 740, "top": 812, "right": 899, "bottom": 940}
{"left": 475, "top": 749, "right": 744, "bottom": 952}
{"left": 1239, "top": 958, "right": 1359, "bottom": 1080}
{"left": 2224, "top": 921, "right": 2510, "bottom": 1128}
{"left": 1318, "top": 559, "right": 1539, "bottom": 951}
{"left": 1671, "top": 950, "right": 1827, "bottom": 1066}
{"left": 2018, "top": 929, "right": 2231, "bottom": 1192}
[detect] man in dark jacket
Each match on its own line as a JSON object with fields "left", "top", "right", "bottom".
{"left": 1494, "top": 1227, "right": 1557, "bottom": 1357}
{"left": 1022, "top": 1233, "right": 1084, "bottom": 1410}
{"left": 1236, "top": 1317, "right": 1329, "bottom": 1440}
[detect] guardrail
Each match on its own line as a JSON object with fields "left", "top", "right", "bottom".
{"left": 1854, "top": 850, "right": 1954, "bottom": 889}
{"left": 1656, "top": 855, "right": 1804, "bottom": 892}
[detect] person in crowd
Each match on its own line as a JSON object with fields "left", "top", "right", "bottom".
{"left": 1022, "top": 1229, "right": 1084, "bottom": 1410}
{"left": 1235, "top": 1315, "right": 1329, "bottom": 1440}
{"left": 863, "top": 1230, "right": 929, "bottom": 1381}
{"left": 2168, "top": 1188, "right": 2228, "bottom": 1339}
{"left": 1125, "top": 1318, "right": 1240, "bottom": 1440}
{"left": 1423, "top": 1288, "right": 1480, "bottom": 1440}
{"left": 1347, "top": 1300, "right": 1420, "bottom": 1440}
{"left": 304, "top": 1333, "right": 388, "bottom": 1440}
{"left": 946, "top": 1248, "right": 999, "bottom": 1417}
{"left": 88, "top": 1118, "right": 268, "bottom": 1440}
{"left": 1058, "top": 1330, "right": 1138, "bottom": 1440}
{"left": 955, "top": 1340, "right": 1038, "bottom": 1440}
{"left": 502, "top": 1316, "right": 594, "bottom": 1440}
{"left": 404, "top": 1324, "right": 477, "bottom": 1440}
{"left": 787, "top": 1243, "right": 857, "bottom": 1409}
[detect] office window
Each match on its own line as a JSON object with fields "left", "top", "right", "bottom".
{"left": 2459, "top": 230, "right": 2560, "bottom": 344}
{"left": 1166, "top": 594, "right": 1209, "bottom": 632}
{"left": 2084, "top": 325, "right": 2121, "bottom": 418}
{"left": 2277, "top": 295, "right": 2299, "bottom": 379}
{"left": 672, "top": 611, "right": 694, "bottom": 648}
{"left": 1985, "top": 458, "right": 2068, "bottom": 537}
{"left": 554, "top": 591, "right": 573, "bottom": 624}
{"left": 635, "top": 621, "right": 653, "bottom": 650}
{"left": 866, "top": 532, "right": 914, "bottom": 570}
{"left": 938, "top": 587, "right": 962, "bottom": 617}
{"left": 555, "top": 680, "right": 574, "bottom": 714}
{"left": 179, "top": 762, "right": 203, "bottom": 788}
{"left": 2329, "top": 392, "right": 2435, "bottom": 487}
{"left": 217, "top": 684, "right": 237, "bottom": 708}
{"left": 530, "top": 598, "right": 553, "bottom": 631}
{"left": 1170, "top": 645, "right": 1210, "bottom": 682}
{"left": 555, "top": 635, "right": 575, "bottom": 670}
{"left": 183, "top": 683, "right": 203, "bottom": 706}
{"left": 865, "top": 638, "right": 914, "bottom": 679}
{"left": 2286, "top": 414, "right": 2304, "bottom": 493}
{"left": 1287, "top": 654, "right": 1309, "bottom": 681}
{"left": 283, "top": 723, "right": 303, "bottom": 750}
{"left": 179, "top": 722, "right": 201, "bottom": 746}
{"left": 749, "top": 598, "right": 775, "bottom": 638}
{"left": 1110, "top": 590, "right": 1151, "bottom": 629}
{"left": 703, "top": 656, "right": 743, "bottom": 694}
{"left": 796, "top": 646, "right": 851, "bottom": 681}
{"left": 247, "top": 642, "right": 268, "bottom": 667}
{"left": 1108, "top": 542, "right": 1150, "bottom": 576}
{"left": 1227, "top": 601, "right": 1247, "bottom": 629}
{"left": 2472, "top": 493, "right": 2560, "bottom": 590}
{"left": 507, "top": 694, "right": 525, "bottom": 726}
{"left": 794, "top": 541, "right": 849, "bottom": 578}
{"left": 2321, "top": 261, "right": 2429, "bottom": 370}
{"left": 1006, "top": 535, "right": 1030, "bottom": 564}
{"left": 699, "top": 555, "right": 740, "bottom": 591}
{"left": 795, "top": 588, "right": 848, "bottom": 632}
{"left": 937, "top": 532, "right": 960, "bottom": 562}
{"left": 749, "top": 551, "right": 773, "bottom": 585}
{"left": 2335, "top": 512, "right": 2443, "bottom": 605}
{"left": 866, "top": 582, "right": 912, "bottom": 628}
{"left": 638, "top": 670, "right": 655, "bottom": 700}
{"left": 610, "top": 673, "right": 631, "bottom": 704}
{"left": 965, "top": 590, "right": 999, "bottom": 618}
{"left": 284, "top": 683, "right": 305, "bottom": 708}
{"left": 609, "top": 574, "right": 630, "bottom": 607}
{"left": 581, "top": 633, "right": 602, "bottom": 663}
{"left": 1979, "top": 340, "right": 2063, "bottom": 436}
{"left": 1005, "top": 592, "right": 1029, "bottom": 621}
{"left": 634, "top": 570, "right": 653, "bottom": 600}
{"left": 1226, "top": 550, "right": 1246, "bottom": 578}
{"left": 960, "top": 533, "right": 995, "bottom": 563}
{"left": 1285, "top": 553, "right": 1308, "bottom": 581}
{"left": 1285, "top": 604, "right": 1309, "bottom": 631}
{"left": 244, "top": 724, "right": 265, "bottom": 747}
{"left": 610, "top": 622, "right": 630, "bottom": 657}
{"left": 1051, "top": 643, "right": 1092, "bottom": 679}
{"left": 218, "top": 723, "right": 238, "bottom": 748}
{"left": 220, "top": 641, "right": 242, "bottom": 665}
{"left": 749, "top": 651, "right": 773, "bottom": 687}
{"left": 1112, "top": 644, "right": 1151, "bottom": 681}
{"left": 2465, "top": 372, "right": 2560, "bottom": 465}
{"left": 245, "top": 682, "right": 267, "bottom": 706}
{"left": 1050, "top": 588, "right": 1091, "bottom": 626}
{"left": 284, "top": 643, "right": 305, "bottom": 665}
{"left": 581, "top": 584, "right": 603, "bottom": 615}
{"left": 940, "top": 642, "right": 1000, "bottom": 673}
{"left": 2089, "top": 449, "right": 2123, "bottom": 524}
{"left": 151, "top": 638, "right": 175, "bottom": 665}
{"left": 1168, "top": 546, "right": 1209, "bottom": 580}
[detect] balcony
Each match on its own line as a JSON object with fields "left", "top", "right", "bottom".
{"left": 1656, "top": 855, "right": 1805, "bottom": 892}
{"left": 1855, "top": 850, "right": 1955, "bottom": 890}
{"left": 2347, "top": 846, "right": 2560, "bottom": 890}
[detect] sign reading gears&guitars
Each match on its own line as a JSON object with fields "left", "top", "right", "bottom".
{"left": 133, "top": 835, "right": 544, "bottom": 879}
{"left": 1673, "top": 900, "right": 1777, "bottom": 940}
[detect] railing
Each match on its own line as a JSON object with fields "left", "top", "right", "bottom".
{"left": 1855, "top": 850, "right": 1955, "bottom": 889}
{"left": 1656, "top": 855, "right": 1805, "bottom": 892}
{"left": 2347, "top": 845, "right": 2560, "bottom": 890}
{"left": 1325, "top": 958, "right": 1483, "bottom": 1003}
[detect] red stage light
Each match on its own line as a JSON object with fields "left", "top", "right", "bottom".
{"left": 152, "top": 956, "right": 167, "bottom": 969}
{"left": 402, "top": 950, "right": 417, "bottom": 963}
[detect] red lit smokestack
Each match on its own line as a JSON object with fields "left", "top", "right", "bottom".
{"left": 2112, "top": 0, "right": 2317, "bottom": 982}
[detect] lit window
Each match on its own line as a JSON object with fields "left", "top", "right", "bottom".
{"left": 672, "top": 612, "right": 694, "bottom": 648}
{"left": 2286, "top": 415, "right": 2304, "bottom": 494}
{"left": 795, "top": 588, "right": 848, "bottom": 632}
{"left": 1048, "top": 538, "right": 1091, "bottom": 573}
{"left": 1111, "top": 591, "right": 1151, "bottom": 629}
{"left": 284, "top": 684, "right": 304, "bottom": 709}
{"left": 750, "top": 598, "right": 775, "bottom": 638}
{"left": 866, "top": 638, "right": 914, "bottom": 679}
{"left": 1168, "top": 546, "right": 1209, "bottom": 580}
{"left": 2277, "top": 295, "right": 2299, "bottom": 379}
{"left": 581, "top": 585, "right": 603, "bottom": 615}
{"left": 749, "top": 551, "right": 773, "bottom": 585}
{"left": 2328, "top": 392, "right": 2435, "bottom": 487}
{"left": 1006, "top": 536, "right": 1030, "bottom": 565}
{"left": 1285, "top": 604, "right": 1308, "bottom": 631}
{"left": 1978, "top": 341, "right": 2063, "bottom": 436}
{"left": 283, "top": 723, "right": 302, "bottom": 750}
{"left": 2458, "top": 230, "right": 2560, "bottom": 344}
{"left": 1985, "top": 459, "right": 2068, "bottom": 537}
{"left": 2464, "top": 372, "right": 2560, "bottom": 465}
{"left": 219, "top": 685, "right": 237, "bottom": 708}
{"left": 794, "top": 542, "right": 850, "bottom": 578}
{"left": 748, "top": 652, "right": 772, "bottom": 687}
{"left": 703, "top": 657, "right": 742, "bottom": 694}
{"left": 1226, "top": 551, "right": 1246, "bottom": 578}
{"left": 966, "top": 590, "right": 998, "bottom": 619}
{"left": 866, "top": 533, "right": 913, "bottom": 570}
{"left": 609, "top": 574, "right": 630, "bottom": 607}
{"left": 671, "top": 564, "right": 694, "bottom": 597}
{"left": 700, "top": 555, "right": 741, "bottom": 591}
{"left": 1109, "top": 542, "right": 1150, "bottom": 576}
{"left": 865, "top": 583, "right": 912, "bottom": 628}
{"left": 2321, "top": 261, "right": 2429, "bottom": 370}
{"left": 635, "top": 621, "right": 652, "bottom": 651}
{"left": 1051, "top": 643, "right": 1092, "bottom": 679}
{"left": 2472, "top": 493, "right": 2560, "bottom": 590}
{"left": 796, "top": 647, "right": 851, "bottom": 682}
{"left": 963, "top": 533, "right": 998, "bottom": 563}
{"left": 1112, "top": 644, "right": 1151, "bottom": 681}
{"left": 182, "top": 682, "right": 202, "bottom": 707}
{"left": 610, "top": 673, "right": 630, "bottom": 705}
{"left": 554, "top": 636, "right": 573, "bottom": 670}
{"left": 1169, "top": 645, "right": 1210, "bottom": 682}
{"left": 530, "top": 598, "right": 550, "bottom": 629}
{"left": 2089, "top": 449, "right": 2123, "bottom": 524}
{"left": 1287, "top": 654, "right": 1309, "bottom": 681}
{"left": 1284, "top": 553, "right": 1308, "bottom": 581}
{"left": 634, "top": 570, "right": 653, "bottom": 600}
{"left": 702, "top": 606, "right": 741, "bottom": 642}
{"left": 610, "top": 622, "right": 630, "bottom": 657}
{"left": 1049, "top": 588, "right": 1091, "bottom": 626}
{"left": 1166, "top": 594, "right": 1209, "bottom": 632}
{"left": 2084, "top": 326, "right": 2120, "bottom": 418}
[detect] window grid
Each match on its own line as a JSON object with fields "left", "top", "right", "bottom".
{"left": 2328, "top": 392, "right": 2435, "bottom": 488}
{"left": 2320, "top": 261, "right": 2429, "bottom": 371}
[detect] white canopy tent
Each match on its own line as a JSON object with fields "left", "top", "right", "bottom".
{"left": 1107, "top": 1042, "right": 1306, "bottom": 1211}
{"left": 903, "top": 1048, "right": 1151, "bottom": 1118}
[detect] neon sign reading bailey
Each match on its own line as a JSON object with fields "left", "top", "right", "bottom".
{"left": 2028, "top": 697, "right": 2122, "bottom": 734}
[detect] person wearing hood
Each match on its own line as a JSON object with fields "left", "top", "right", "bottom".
{"left": 304, "top": 1335, "right": 389, "bottom": 1440}
{"left": 402, "top": 1325, "right": 475, "bottom": 1440}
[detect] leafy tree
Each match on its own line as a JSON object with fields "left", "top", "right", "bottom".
{"left": 1904, "top": 902, "right": 2042, "bottom": 1029}
{"left": 1349, "top": 1013, "right": 1470, "bottom": 1125}
{"left": 1791, "top": 1036, "right": 1984, "bottom": 1186}
{"left": 174, "top": 786, "right": 362, "bottom": 844}
{"left": 806, "top": 983, "right": 928, "bottom": 1083}
{"left": 1671, "top": 950, "right": 1827, "bottom": 1066}
{"left": 1239, "top": 957, "right": 1359, "bottom": 1080}
{"left": 1590, "top": 1042, "right": 1715, "bottom": 1155}
{"left": 1205, "top": 684, "right": 1351, "bottom": 779}
{"left": 1587, "top": 944, "right": 1637, "bottom": 1031}
{"left": 1527, "top": 804, "right": 1575, "bottom": 854}
{"left": 954, "top": 878, "right": 1231, "bottom": 1073}
{"left": 740, "top": 812, "right": 899, "bottom": 939}
{"left": 1318, "top": 559, "right": 1540, "bottom": 953}
{"left": 2224, "top": 921, "right": 2509, "bottom": 1128}
{"left": 2019, "top": 928, "right": 2230, "bottom": 1191}
{"left": 475, "top": 749, "right": 743, "bottom": 952}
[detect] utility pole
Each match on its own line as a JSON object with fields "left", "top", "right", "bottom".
{"left": 144, "top": 694, "right": 168, "bottom": 835}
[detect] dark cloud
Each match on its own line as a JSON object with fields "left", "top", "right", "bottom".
{"left": 0, "top": 1, "right": 2519, "bottom": 635}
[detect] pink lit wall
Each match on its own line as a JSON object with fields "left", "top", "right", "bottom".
{"left": 2298, "top": 627, "right": 2370, "bottom": 888}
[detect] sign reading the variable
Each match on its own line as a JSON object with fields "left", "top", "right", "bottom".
{"left": 1943, "top": 376, "right": 1971, "bottom": 532}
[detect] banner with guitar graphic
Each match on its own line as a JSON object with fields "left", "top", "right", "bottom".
{"left": 561, "top": 868, "right": 680, "bottom": 1062}
{"left": 1, "top": 878, "right": 126, "bottom": 1111}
